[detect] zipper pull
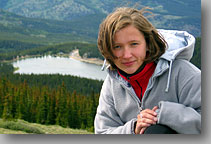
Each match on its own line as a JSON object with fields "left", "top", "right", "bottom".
{"left": 139, "top": 102, "right": 143, "bottom": 112}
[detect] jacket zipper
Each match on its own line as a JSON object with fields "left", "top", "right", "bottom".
{"left": 135, "top": 80, "right": 143, "bottom": 101}
{"left": 135, "top": 80, "right": 143, "bottom": 112}
{"left": 118, "top": 62, "right": 168, "bottom": 114}
{"left": 125, "top": 77, "right": 143, "bottom": 113}
{"left": 126, "top": 87, "right": 142, "bottom": 113}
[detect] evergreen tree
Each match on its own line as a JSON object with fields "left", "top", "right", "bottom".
{"left": 46, "top": 89, "right": 56, "bottom": 125}
{"left": 2, "top": 93, "right": 13, "bottom": 120}
{"left": 14, "top": 88, "right": 22, "bottom": 120}
{"left": 70, "top": 91, "right": 80, "bottom": 128}
{"left": 55, "top": 82, "right": 68, "bottom": 127}
{"left": 36, "top": 86, "right": 48, "bottom": 124}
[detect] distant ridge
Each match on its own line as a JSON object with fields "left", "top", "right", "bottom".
{"left": 0, "top": 0, "right": 201, "bottom": 39}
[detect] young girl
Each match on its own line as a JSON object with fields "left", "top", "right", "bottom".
{"left": 94, "top": 7, "right": 201, "bottom": 134}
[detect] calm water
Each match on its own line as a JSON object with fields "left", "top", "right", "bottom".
{"left": 12, "top": 55, "right": 107, "bottom": 80}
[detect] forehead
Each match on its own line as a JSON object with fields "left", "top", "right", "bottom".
{"left": 114, "top": 25, "right": 144, "bottom": 43}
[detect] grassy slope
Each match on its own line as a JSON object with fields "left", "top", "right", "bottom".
{"left": 0, "top": 128, "right": 28, "bottom": 134}
{"left": 0, "top": 119, "right": 93, "bottom": 134}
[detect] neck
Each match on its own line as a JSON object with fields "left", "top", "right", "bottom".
{"left": 118, "top": 62, "right": 146, "bottom": 78}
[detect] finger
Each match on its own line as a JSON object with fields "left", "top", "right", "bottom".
{"left": 135, "top": 121, "right": 150, "bottom": 134}
{"left": 140, "top": 113, "right": 157, "bottom": 123}
{"left": 140, "top": 127, "right": 147, "bottom": 134}
{"left": 137, "top": 117, "right": 151, "bottom": 126}
{"left": 141, "top": 109, "right": 157, "bottom": 117}
{"left": 152, "top": 106, "right": 158, "bottom": 111}
{"left": 137, "top": 114, "right": 157, "bottom": 125}
{"left": 135, "top": 123, "right": 150, "bottom": 134}
{"left": 135, "top": 124, "right": 141, "bottom": 134}
{"left": 140, "top": 117, "right": 157, "bottom": 125}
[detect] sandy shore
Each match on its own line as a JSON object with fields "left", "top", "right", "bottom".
{"left": 69, "top": 49, "right": 104, "bottom": 66}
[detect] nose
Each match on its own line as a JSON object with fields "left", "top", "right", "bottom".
{"left": 122, "top": 47, "right": 132, "bottom": 59}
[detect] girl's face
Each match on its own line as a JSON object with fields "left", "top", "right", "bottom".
{"left": 112, "top": 25, "right": 147, "bottom": 74}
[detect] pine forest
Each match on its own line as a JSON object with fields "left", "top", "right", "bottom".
{"left": 0, "top": 63, "right": 102, "bottom": 133}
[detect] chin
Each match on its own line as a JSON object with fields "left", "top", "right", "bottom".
{"left": 125, "top": 70, "right": 136, "bottom": 74}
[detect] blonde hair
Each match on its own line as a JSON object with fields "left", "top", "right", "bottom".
{"left": 97, "top": 7, "right": 167, "bottom": 69}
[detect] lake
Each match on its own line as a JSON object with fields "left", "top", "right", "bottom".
{"left": 12, "top": 55, "right": 107, "bottom": 80}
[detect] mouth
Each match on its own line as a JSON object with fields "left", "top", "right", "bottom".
{"left": 122, "top": 61, "right": 136, "bottom": 66}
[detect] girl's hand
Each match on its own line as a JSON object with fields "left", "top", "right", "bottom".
{"left": 135, "top": 106, "right": 158, "bottom": 134}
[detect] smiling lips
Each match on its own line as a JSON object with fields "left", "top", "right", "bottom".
{"left": 122, "top": 60, "right": 136, "bottom": 66}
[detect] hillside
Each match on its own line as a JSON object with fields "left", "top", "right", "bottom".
{"left": 0, "top": 9, "right": 99, "bottom": 44}
{"left": 0, "top": 0, "right": 201, "bottom": 20}
{"left": 0, "top": 119, "right": 93, "bottom": 134}
{"left": 0, "top": 0, "right": 201, "bottom": 39}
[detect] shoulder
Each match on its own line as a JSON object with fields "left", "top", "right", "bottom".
{"left": 101, "top": 70, "right": 130, "bottom": 96}
{"left": 172, "top": 59, "right": 201, "bottom": 75}
{"left": 171, "top": 59, "right": 201, "bottom": 86}
{"left": 101, "top": 72, "right": 117, "bottom": 95}
{"left": 104, "top": 69, "right": 129, "bottom": 87}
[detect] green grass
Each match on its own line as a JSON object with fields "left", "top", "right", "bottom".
{"left": 0, "top": 128, "right": 28, "bottom": 134}
{"left": 0, "top": 119, "right": 93, "bottom": 134}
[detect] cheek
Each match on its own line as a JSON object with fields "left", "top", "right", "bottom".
{"left": 141, "top": 46, "right": 147, "bottom": 58}
{"left": 113, "top": 58, "right": 120, "bottom": 65}
{"left": 112, "top": 50, "right": 121, "bottom": 58}
{"left": 112, "top": 59, "right": 122, "bottom": 68}
{"left": 135, "top": 49, "right": 146, "bottom": 59}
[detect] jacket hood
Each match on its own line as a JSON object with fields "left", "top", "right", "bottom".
{"left": 159, "top": 29, "right": 195, "bottom": 61}
{"left": 102, "top": 30, "right": 196, "bottom": 92}
{"left": 158, "top": 29, "right": 195, "bottom": 92}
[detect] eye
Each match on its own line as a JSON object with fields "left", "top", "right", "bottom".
{"left": 113, "top": 45, "right": 121, "bottom": 49}
{"left": 131, "top": 42, "right": 138, "bottom": 46}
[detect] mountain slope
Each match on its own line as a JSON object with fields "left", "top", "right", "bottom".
{"left": 0, "top": 0, "right": 201, "bottom": 20}
{"left": 0, "top": 0, "right": 201, "bottom": 40}
{"left": 0, "top": 9, "right": 100, "bottom": 44}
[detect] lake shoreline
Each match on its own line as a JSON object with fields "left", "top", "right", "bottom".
{"left": 7, "top": 49, "right": 104, "bottom": 67}
{"left": 69, "top": 49, "right": 104, "bottom": 66}
{"left": 12, "top": 53, "right": 107, "bottom": 80}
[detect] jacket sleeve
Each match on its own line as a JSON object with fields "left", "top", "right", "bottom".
{"left": 94, "top": 76, "right": 137, "bottom": 134}
{"left": 156, "top": 70, "right": 201, "bottom": 134}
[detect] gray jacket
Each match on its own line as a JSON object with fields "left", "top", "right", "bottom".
{"left": 94, "top": 30, "right": 201, "bottom": 134}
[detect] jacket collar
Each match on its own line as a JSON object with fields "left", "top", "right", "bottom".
{"left": 117, "top": 62, "right": 155, "bottom": 81}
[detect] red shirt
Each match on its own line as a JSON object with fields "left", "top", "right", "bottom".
{"left": 118, "top": 62, "right": 156, "bottom": 101}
